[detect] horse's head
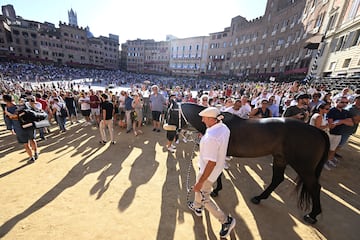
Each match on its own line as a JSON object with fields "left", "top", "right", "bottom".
{"left": 164, "top": 102, "right": 187, "bottom": 131}
{"left": 179, "top": 103, "right": 206, "bottom": 134}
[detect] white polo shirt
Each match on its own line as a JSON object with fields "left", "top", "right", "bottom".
{"left": 198, "top": 122, "right": 230, "bottom": 182}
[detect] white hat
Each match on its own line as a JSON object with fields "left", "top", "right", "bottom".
{"left": 199, "top": 107, "right": 220, "bottom": 118}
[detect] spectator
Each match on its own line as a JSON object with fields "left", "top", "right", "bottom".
{"left": 249, "top": 99, "right": 272, "bottom": 118}
{"left": 78, "top": 92, "right": 91, "bottom": 126}
{"left": 3, "top": 94, "right": 39, "bottom": 163}
{"left": 327, "top": 97, "right": 354, "bottom": 168}
{"left": 64, "top": 91, "right": 79, "bottom": 124}
{"left": 52, "top": 97, "right": 67, "bottom": 133}
{"left": 282, "top": 93, "right": 310, "bottom": 122}
{"left": 149, "top": 85, "right": 166, "bottom": 132}
{"left": 124, "top": 91, "right": 134, "bottom": 133}
{"left": 99, "top": 93, "right": 115, "bottom": 144}
{"left": 131, "top": 93, "right": 144, "bottom": 136}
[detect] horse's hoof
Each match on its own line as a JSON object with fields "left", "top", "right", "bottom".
{"left": 303, "top": 214, "right": 317, "bottom": 224}
{"left": 251, "top": 197, "right": 261, "bottom": 204}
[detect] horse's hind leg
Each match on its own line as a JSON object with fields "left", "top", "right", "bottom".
{"left": 251, "top": 163, "right": 285, "bottom": 204}
{"left": 303, "top": 178, "right": 322, "bottom": 224}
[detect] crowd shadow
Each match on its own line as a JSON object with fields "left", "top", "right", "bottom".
{"left": 0, "top": 123, "right": 160, "bottom": 238}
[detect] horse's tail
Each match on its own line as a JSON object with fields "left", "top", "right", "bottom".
{"left": 296, "top": 130, "right": 330, "bottom": 210}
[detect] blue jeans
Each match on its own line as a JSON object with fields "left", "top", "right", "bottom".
{"left": 56, "top": 115, "right": 66, "bottom": 131}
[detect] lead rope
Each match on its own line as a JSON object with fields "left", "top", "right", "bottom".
{"left": 185, "top": 131, "right": 201, "bottom": 203}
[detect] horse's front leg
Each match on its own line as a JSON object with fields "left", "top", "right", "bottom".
{"left": 251, "top": 164, "right": 285, "bottom": 204}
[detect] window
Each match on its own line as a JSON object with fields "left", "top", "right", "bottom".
{"left": 343, "top": 58, "right": 351, "bottom": 68}
{"left": 351, "top": 29, "right": 360, "bottom": 47}
{"left": 335, "top": 36, "right": 347, "bottom": 51}
{"left": 326, "top": 13, "right": 338, "bottom": 31}
{"left": 347, "top": 0, "right": 360, "bottom": 20}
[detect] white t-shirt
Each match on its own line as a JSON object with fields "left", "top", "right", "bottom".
{"left": 78, "top": 96, "right": 91, "bottom": 110}
{"left": 198, "top": 122, "right": 230, "bottom": 182}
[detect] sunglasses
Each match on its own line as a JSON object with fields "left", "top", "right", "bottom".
{"left": 340, "top": 101, "right": 349, "bottom": 104}
{"left": 324, "top": 108, "right": 330, "bottom": 110}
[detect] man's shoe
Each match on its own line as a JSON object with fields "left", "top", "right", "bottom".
{"left": 111, "top": 141, "right": 116, "bottom": 145}
{"left": 187, "top": 201, "right": 202, "bottom": 217}
{"left": 34, "top": 152, "right": 39, "bottom": 160}
{"left": 220, "top": 216, "right": 236, "bottom": 238}
{"left": 99, "top": 140, "right": 107, "bottom": 144}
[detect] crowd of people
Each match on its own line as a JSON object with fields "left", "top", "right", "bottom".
{"left": 1, "top": 62, "right": 360, "bottom": 238}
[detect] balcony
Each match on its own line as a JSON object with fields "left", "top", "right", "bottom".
{"left": 280, "top": 62, "right": 284, "bottom": 67}
{"left": 285, "top": 43, "right": 289, "bottom": 48}
{"left": 262, "top": 34, "right": 267, "bottom": 39}
{"left": 290, "top": 22, "right": 295, "bottom": 28}
{"left": 271, "top": 63, "right": 276, "bottom": 68}
{"left": 267, "top": 47, "right": 273, "bottom": 53}
{"left": 264, "top": 63, "right": 268, "bottom": 68}
{"left": 259, "top": 50, "right": 263, "bottom": 54}
{"left": 281, "top": 27, "right": 286, "bottom": 32}
{"left": 271, "top": 30, "right": 277, "bottom": 36}
{"left": 275, "top": 45, "right": 281, "bottom": 51}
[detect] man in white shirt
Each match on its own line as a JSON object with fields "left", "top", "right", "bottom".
{"left": 187, "top": 107, "right": 236, "bottom": 238}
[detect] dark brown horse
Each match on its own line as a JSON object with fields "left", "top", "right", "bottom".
{"left": 174, "top": 103, "right": 330, "bottom": 224}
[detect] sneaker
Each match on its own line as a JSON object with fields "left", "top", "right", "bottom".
{"left": 28, "top": 157, "right": 36, "bottom": 164}
{"left": 167, "top": 146, "right": 175, "bottom": 153}
{"left": 220, "top": 216, "right": 236, "bottom": 238}
{"left": 111, "top": 141, "right": 116, "bottom": 145}
{"left": 156, "top": 129, "right": 160, "bottom": 132}
{"left": 99, "top": 140, "right": 107, "bottom": 144}
{"left": 187, "top": 201, "right": 202, "bottom": 217}
{"left": 332, "top": 157, "right": 340, "bottom": 164}
{"left": 34, "top": 152, "right": 39, "bottom": 160}
{"left": 182, "top": 138, "right": 188, "bottom": 143}
{"left": 175, "top": 139, "right": 179, "bottom": 144}
{"left": 152, "top": 128, "right": 157, "bottom": 131}
{"left": 323, "top": 162, "right": 331, "bottom": 170}
{"left": 328, "top": 159, "right": 337, "bottom": 167}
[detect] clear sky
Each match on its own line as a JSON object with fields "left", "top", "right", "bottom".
{"left": 3, "top": 0, "right": 267, "bottom": 44}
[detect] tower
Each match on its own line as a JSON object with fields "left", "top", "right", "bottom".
{"left": 68, "top": 8, "right": 78, "bottom": 26}
{"left": 2, "top": 4, "right": 16, "bottom": 20}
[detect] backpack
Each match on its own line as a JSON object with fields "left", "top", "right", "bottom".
{"left": 59, "top": 105, "right": 68, "bottom": 118}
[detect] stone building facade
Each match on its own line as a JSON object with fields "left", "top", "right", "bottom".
{"left": 0, "top": 5, "right": 119, "bottom": 69}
